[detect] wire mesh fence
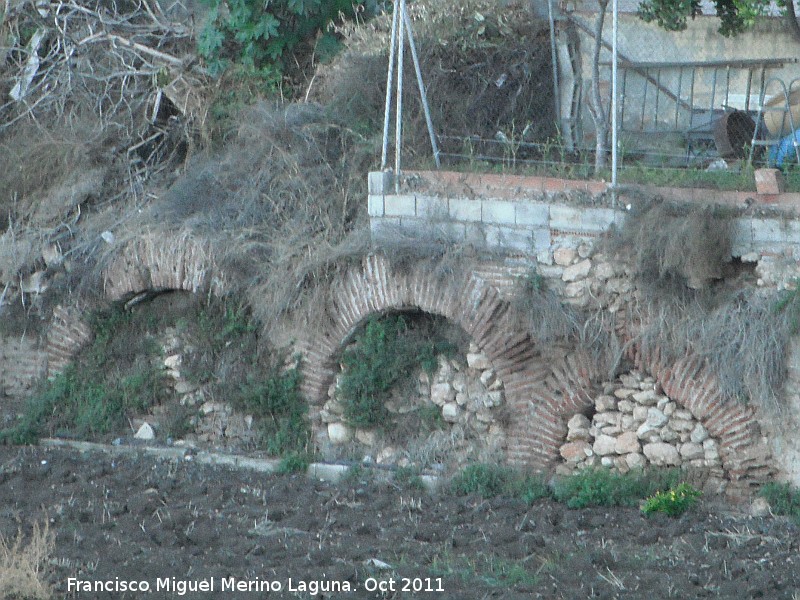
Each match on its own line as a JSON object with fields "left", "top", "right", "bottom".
{"left": 381, "top": 0, "right": 800, "bottom": 192}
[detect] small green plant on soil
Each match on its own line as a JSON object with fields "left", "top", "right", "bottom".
{"left": 553, "top": 467, "right": 681, "bottom": 509}
{"left": 450, "top": 464, "right": 551, "bottom": 505}
{"left": 641, "top": 482, "right": 701, "bottom": 517}
{"left": 759, "top": 482, "right": 800, "bottom": 524}
{"left": 2, "top": 304, "right": 169, "bottom": 444}
{"left": 773, "top": 280, "right": 800, "bottom": 334}
{"left": 337, "top": 314, "right": 457, "bottom": 430}
{"left": 430, "top": 551, "right": 539, "bottom": 588}
{"left": 393, "top": 466, "right": 427, "bottom": 491}
{"left": 276, "top": 452, "right": 311, "bottom": 474}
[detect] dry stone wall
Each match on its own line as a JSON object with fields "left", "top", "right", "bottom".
{"left": 127, "top": 326, "right": 258, "bottom": 449}
{"left": 318, "top": 345, "right": 506, "bottom": 471}
{"left": 558, "top": 370, "right": 726, "bottom": 493}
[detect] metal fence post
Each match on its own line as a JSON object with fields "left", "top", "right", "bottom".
{"left": 381, "top": 2, "right": 400, "bottom": 171}
{"left": 395, "top": 0, "right": 405, "bottom": 192}
{"left": 611, "top": 0, "right": 618, "bottom": 207}
{"left": 402, "top": 1, "right": 441, "bottom": 168}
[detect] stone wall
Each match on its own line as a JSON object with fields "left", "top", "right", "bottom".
{"left": 10, "top": 170, "right": 799, "bottom": 498}
{"left": 318, "top": 346, "right": 506, "bottom": 472}
{"left": 559, "top": 370, "right": 726, "bottom": 494}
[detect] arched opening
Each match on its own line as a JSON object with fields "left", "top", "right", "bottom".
{"left": 316, "top": 309, "right": 512, "bottom": 472}
{"left": 39, "top": 290, "right": 290, "bottom": 451}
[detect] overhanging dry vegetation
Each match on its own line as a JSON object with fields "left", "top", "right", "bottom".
{"left": 0, "top": 0, "right": 558, "bottom": 341}
{"left": 633, "top": 289, "right": 798, "bottom": 417}
{"left": 611, "top": 201, "right": 733, "bottom": 293}
{"left": 511, "top": 270, "right": 620, "bottom": 377}
{"left": 86, "top": 101, "right": 377, "bottom": 342}
{"left": 612, "top": 201, "right": 798, "bottom": 416}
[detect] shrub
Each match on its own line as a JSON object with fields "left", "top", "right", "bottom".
{"left": 197, "top": 0, "right": 365, "bottom": 81}
{"left": 641, "top": 483, "right": 701, "bottom": 517}
{"left": 277, "top": 452, "right": 311, "bottom": 474}
{"left": 393, "top": 466, "right": 427, "bottom": 491}
{"left": 450, "top": 464, "right": 551, "bottom": 505}
{"left": 234, "top": 357, "right": 310, "bottom": 456}
{"left": 552, "top": 468, "right": 680, "bottom": 509}
{"left": 2, "top": 360, "right": 167, "bottom": 444}
{"left": 759, "top": 482, "right": 800, "bottom": 523}
{"left": 337, "top": 314, "right": 456, "bottom": 430}
{"left": 451, "top": 464, "right": 511, "bottom": 498}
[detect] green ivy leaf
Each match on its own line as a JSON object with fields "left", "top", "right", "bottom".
{"left": 198, "top": 24, "right": 225, "bottom": 58}
{"left": 253, "top": 12, "right": 280, "bottom": 40}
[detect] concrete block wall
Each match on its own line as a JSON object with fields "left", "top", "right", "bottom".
{"left": 370, "top": 171, "right": 800, "bottom": 261}
{"left": 369, "top": 172, "right": 625, "bottom": 257}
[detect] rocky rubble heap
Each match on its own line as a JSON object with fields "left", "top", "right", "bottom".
{"left": 318, "top": 344, "right": 507, "bottom": 470}
{"left": 559, "top": 370, "right": 725, "bottom": 492}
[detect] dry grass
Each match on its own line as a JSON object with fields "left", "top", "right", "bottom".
{"left": 81, "top": 101, "right": 377, "bottom": 343}
{"left": 610, "top": 201, "right": 732, "bottom": 294}
{"left": 511, "top": 270, "right": 620, "bottom": 376}
{"left": 634, "top": 288, "right": 795, "bottom": 416}
{"left": 0, "top": 521, "right": 54, "bottom": 600}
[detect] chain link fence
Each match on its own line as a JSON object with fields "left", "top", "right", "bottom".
{"left": 380, "top": 0, "right": 800, "bottom": 191}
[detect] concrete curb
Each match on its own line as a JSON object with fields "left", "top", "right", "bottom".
{"left": 38, "top": 438, "right": 441, "bottom": 490}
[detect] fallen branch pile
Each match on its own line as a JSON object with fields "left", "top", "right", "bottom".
{"left": 1, "top": 0, "right": 205, "bottom": 188}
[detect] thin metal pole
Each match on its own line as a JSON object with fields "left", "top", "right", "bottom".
{"left": 547, "top": 0, "right": 561, "bottom": 124}
{"left": 381, "top": 2, "right": 400, "bottom": 170}
{"left": 395, "top": 0, "right": 405, "bottom": 192}
{"left": 402, "top": 3, "right": 441, "bottom": 168}
{"left": 611, "top": 0, "right": 618, "bottom": 207}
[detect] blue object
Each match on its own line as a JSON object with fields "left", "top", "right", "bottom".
{"left": 769, "top": 128, "right": 800, "bottom": 167}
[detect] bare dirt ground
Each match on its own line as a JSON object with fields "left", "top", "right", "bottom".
{"left": 1, "top": 444, "right": 799, "bottom": 599}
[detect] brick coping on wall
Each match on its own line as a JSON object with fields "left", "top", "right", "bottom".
{"left": 399, "top": 170, "right": 800, "bottom": 210}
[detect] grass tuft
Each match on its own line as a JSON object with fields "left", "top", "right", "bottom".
{"left": 0, "top": 521, "right": 54, "bottom": 600}
{"left": 450, "top": 464, "right": 551, "bottom": 505}
{"left": 759, "top": 482, "right": 800, "bottom": 524}
{"left": 337, "top": 313, "right": 458, "bottom": 430}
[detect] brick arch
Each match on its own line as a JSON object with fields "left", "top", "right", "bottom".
{"left": 102, "top": 232, "right": 224, "bottom": 301}
{"left": 298, "top": 254, "right": 606, "bottom": 470}
{"left": 633, "top": 342, "right": 774, "bottom": 497}
{"left": 45, "top": 233, "right": 226, "bottom": 378}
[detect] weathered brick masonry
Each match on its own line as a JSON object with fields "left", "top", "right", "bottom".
{"left": 297, "top": 253, "right": 772, "bottom": 495}
{"left": 21, "top": 173, "right": 787, "bottom": 497}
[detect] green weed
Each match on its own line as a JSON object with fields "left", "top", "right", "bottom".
{"left": 277, "top": 452, "right": 311, "bottom": 474}
{"left": 759, "top": 482, "right": 800, "bottom": 524}
{"left": 430, "top": 551, "right": 539, "bottom": 589}
{"left": 553, "top": 468, "right": 680, "bottom": 509}
{"left": 393, "top": 466, "right": 427, "bottom": 491}
{"left": 338, "top": 314, "right": 456, "bottom": 430}
{"left": 234, "top": 357, "right": 309, "bottom": 457}
{"left": 641, "top": 482, "right": 701, "bottom": 517}
{"left": 450, "top": 464, "right": 551, "bottom": 505}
